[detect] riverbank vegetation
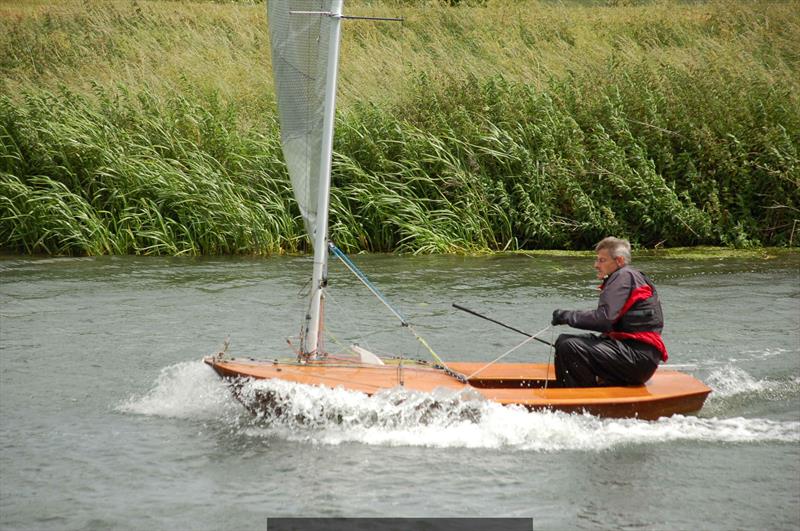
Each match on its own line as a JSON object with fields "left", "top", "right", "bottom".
{"left": 1, "top": 0, "right": 798, "bottom": 254}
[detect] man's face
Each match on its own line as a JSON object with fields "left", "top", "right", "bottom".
{"left": 594, "top": 248, "right": 623, "bottom": 280}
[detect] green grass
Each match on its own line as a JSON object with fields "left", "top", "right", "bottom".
{"left": 1, "top": 0, "right": 798, "bottom": 255}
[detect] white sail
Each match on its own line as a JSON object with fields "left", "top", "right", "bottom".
{"left": 268, "top": 0, "right": 343, "bottom": 355}
{"left": 267, "top": 0, "right": 337, "bottom": 237}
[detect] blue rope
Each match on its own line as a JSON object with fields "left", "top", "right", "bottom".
{"left": 328, "top": 242, "right": 409, "bottom": 325}
{"left": 328, "top": 242, "right": 466, "bottom": 382}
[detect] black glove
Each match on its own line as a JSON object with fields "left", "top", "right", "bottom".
{"left": 551, "top": 309, "right": 569, "bottom": 326}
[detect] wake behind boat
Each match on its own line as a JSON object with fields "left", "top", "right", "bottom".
{"left": 204, "top": 0, "right": 710, "bottom": 421}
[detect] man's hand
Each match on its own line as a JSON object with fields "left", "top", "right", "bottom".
{"left": 552, "top": 309, "right": 569, "bottom": 326}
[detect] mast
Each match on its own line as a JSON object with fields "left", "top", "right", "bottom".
{"left": 304, "top": 0, "right": 343, "bottom": 357}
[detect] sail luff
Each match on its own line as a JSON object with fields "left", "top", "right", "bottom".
{"left": 305, "top": 0, "right": 343, "bottom": 356}
{"left": 267, "top": 0, "right": 343, "bottom": 358}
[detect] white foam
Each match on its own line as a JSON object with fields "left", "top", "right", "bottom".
{"left": 121, "top": 361, "right": 800, "bottom": 451}
{"left": 705, "top": 365, "right": 799, "bottom": 400}
{"left": 738, "top": 347, "right": 796, "bottom": 359}
{"left": 118, "top": 360, "right": 239, "bottom": 419}
{"left": 706, "top": 366, "right": 770, "bottom": 397}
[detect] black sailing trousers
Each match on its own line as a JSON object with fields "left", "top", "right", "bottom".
{"left": 553, "top": 333, "right": 661, "bottom": 387}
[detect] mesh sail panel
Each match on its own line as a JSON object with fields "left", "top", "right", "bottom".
{"left": 268, "top": 0, "right": 336, "bottom": 237}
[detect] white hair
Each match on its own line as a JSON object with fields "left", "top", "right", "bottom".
{"left": 595, "top": 237, "right": 631, "bottom": 265}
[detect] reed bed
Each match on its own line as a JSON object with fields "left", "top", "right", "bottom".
{"left": 1, "top": 0, "right": 798, "bottom": 254}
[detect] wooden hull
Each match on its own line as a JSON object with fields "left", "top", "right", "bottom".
{"left": 203, "top": 356, "right": 711, "bottom": 420}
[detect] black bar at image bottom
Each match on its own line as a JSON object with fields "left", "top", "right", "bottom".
{"left": 266, "top": 517, "right": 533, "bottom": 531}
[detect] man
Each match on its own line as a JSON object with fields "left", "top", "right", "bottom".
{"left": 550, "top": 237, "right": 667, "bottom": 387}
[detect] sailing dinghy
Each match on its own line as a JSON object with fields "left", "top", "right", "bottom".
{"left": 204, "top": 0, "right": 711, "bottom": 421}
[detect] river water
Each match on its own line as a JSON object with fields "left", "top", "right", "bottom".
{"left": 1, "top": 252, "right": 798, "bottom": 530}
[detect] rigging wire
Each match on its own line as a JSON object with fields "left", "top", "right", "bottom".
{"left": 545, "top": 327, "right": 556, "bottom": 390}
{"left": 322, "top": 288, "right": 394, "bottom": 359}
{"left": 465, "top": 324, "right": 552, "bottom": 380}
{"left": 329, "top": 242, "right": 409, "bottom": 324}
{"left": 328, "top": 242, "right": 467, "bottom": 383}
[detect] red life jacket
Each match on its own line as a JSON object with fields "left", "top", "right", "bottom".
{"left": 607, "top": 274, "right": 668, "bottom": 361}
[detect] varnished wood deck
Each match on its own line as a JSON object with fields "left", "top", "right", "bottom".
{"left": 204, "top": 357, "right": 711, "bottom": 420}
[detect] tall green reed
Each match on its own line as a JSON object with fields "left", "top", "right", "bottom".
{"left": 1, "top": 0, "right": 798, "bottom": 254}
{"left": 0, "top": 87, "right": 302, "bottom": 255}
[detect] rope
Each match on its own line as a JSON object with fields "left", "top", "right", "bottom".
{"left": 328, "top": 242, "right": 467, "bottom": 383}
{"left": 544, "top": 327, "right": 556, "bottom": 390}
{"left": 465, "top": 325, "right": 552, "bottom": 380}
{"left": 329, "top": 242, "right": 408, "bottom": 324}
